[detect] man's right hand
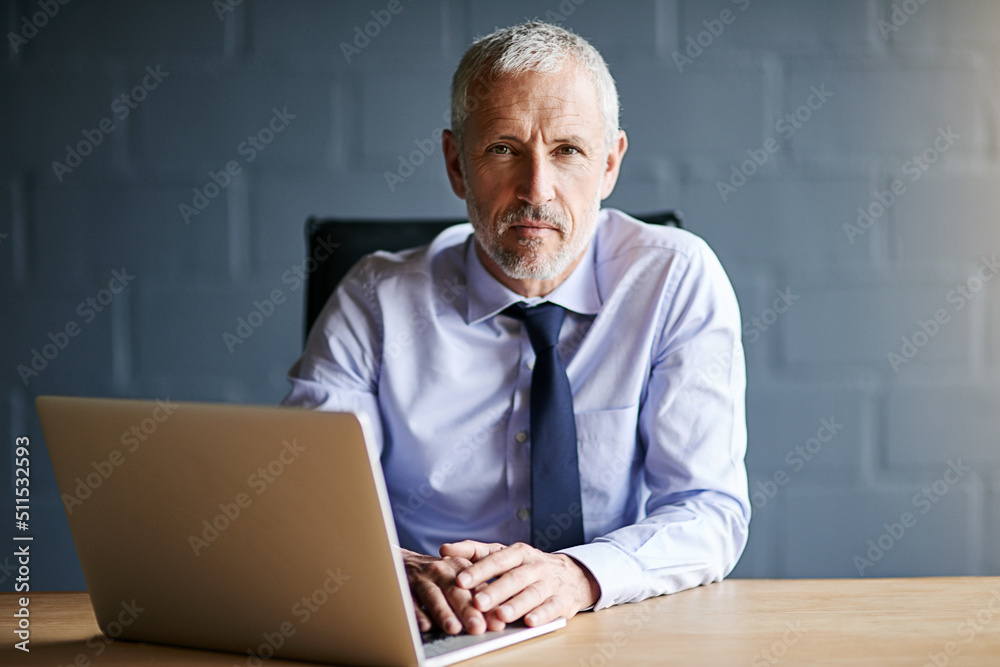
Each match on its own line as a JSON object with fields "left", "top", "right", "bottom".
{"left": 400, "top": 547, "right": 507, "bottom": 635}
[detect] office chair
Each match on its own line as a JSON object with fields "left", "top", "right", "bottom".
{"left": 303, "top": 210, "right": 682, "bottom": 344}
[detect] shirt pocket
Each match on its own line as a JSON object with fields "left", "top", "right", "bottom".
{"left": 574, "top": 405, "right": 643, "bottom": 534}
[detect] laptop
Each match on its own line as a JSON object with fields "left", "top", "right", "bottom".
{"left": 36, "top": 396, "right": 565, "bottom": 666}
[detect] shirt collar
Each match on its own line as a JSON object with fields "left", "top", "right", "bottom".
{"left": 465, "top": 228, "right": 602, "bottom": 325}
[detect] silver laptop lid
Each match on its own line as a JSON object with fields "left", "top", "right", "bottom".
{"left": 37, "top": 396, "right": 422, "bottom": 666}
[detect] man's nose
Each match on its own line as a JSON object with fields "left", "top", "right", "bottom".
{"left": 516, "top": 153, "right": 556, "bottom": 206}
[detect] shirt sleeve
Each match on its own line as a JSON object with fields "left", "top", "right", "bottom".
{"left": 560, "top": 240, "right": 750, "bottom": 609}
{"left": 282, "top": 260, "right": 386, "bottom": 454}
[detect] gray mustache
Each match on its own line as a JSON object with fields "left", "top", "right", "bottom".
{"left": 496, "top": 205, "right": 568, "bottom": 234}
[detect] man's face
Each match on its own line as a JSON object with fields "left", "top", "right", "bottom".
{"left": 444, "top": 64, "right": 626, "bottom": 285}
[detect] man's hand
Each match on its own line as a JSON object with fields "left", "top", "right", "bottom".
{"left": 441, "top": 541, "right": 600, "bottom": 628}
{"left": 399, "top": 548, "right": 506, "bottom": 635}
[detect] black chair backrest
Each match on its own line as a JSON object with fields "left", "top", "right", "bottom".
{"left": 303, "top": 211, "right": 682, "bottom": 344}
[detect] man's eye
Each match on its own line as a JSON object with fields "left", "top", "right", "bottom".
{"left": 558, "top": 146, "right": 580, "bottom": 156}
{"left": 489, "top": 145, "right": 511, "bottom": 155}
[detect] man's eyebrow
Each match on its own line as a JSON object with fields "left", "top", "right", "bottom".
{"left": 488, "top": 133, "right": 594, "bottom": 147}
{"left": 554, "top": 135, "right": 590, "bottom": 147}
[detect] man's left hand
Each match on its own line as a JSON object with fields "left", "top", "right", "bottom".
{"left": 440, "top": 541, "right": 600, "bottom": 627}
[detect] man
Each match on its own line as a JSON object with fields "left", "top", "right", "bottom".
{"left": 284, "top": 21, "right": 749, "bottom": 636}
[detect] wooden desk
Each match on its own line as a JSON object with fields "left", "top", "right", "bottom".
{"left": 2, "top": 578, "right": 999, "bottom": 665}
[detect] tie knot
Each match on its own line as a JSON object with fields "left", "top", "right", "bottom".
{"left": 505, "top": 302, "right": 566, "bottom": 352}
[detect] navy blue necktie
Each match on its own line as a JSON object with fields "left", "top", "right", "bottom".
{"left": 506, "top": 302, "right": 584, "bottom": 551}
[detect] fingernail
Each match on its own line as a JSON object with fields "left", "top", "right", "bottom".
{"left": 457, "top": 573, "right": 471, "bottom": 587}
{"left": 445, "top": 619, "right": 461, "bottom": 634}
{"left": 499, "top": 604, "right": 513, "bottom": 620}
{"left": 475, "top": 592, "right": 491, "bottom": 608}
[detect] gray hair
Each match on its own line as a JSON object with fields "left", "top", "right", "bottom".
{"left": 450, "top": 21, "right": 620, "bottom": 150}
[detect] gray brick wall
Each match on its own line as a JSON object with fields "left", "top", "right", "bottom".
{"left": 2, "top": 0, "right": 997, "bottom": 591}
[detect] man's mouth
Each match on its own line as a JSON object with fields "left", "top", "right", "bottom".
{"left": 509, "top": 223, "right": 559, "bottom": 238}
{"left": 509, "top": 218, "right": 561, "bottom": 232}
{"left": 495, "top": 205, "right": 567, "bottom": 237}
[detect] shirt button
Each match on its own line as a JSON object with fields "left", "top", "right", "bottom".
{"left": 515, "top": 430, "right": 528, "bottom": 443}
{"left": 517, "top": 507, "right": 530, "bottom": 521}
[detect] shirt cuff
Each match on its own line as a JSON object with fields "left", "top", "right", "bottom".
{"left": 558, "top": 542, "right": 644, "bottom": 611}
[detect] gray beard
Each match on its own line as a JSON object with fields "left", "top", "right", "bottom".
{"left": 467, "top": 192, "right": 599, "bottom": 281}
{"left": 490, "top": 232, "right": 577, "bottom": 280}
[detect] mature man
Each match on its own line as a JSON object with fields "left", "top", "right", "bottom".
{"left": 284, "top": 21, "right": 749, "bottom": 636}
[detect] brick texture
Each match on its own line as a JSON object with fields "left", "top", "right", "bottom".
{"left": 2, "top": 0, "right": 998, "bottom": 591}
{"left": 782, "top": 486, "right": 976, "bottom": 578}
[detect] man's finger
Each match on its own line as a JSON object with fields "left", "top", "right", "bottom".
{"left": 441, "top": 582, "right": 487, "bottom": 634}
{"left": 412, "top": 577, "right": 465, "bottom": 634}
{"left": 489, "top": 581, "right": 549, "bottom": 623}
{"left": 413, "top": 599, "right": 433, "bottom": 632}
{"left": 471, "top": 562, "right": 543, "bottom": 613}
{"left": 469, "top": 583, "right": 508, "bottom": 632}
{"left": 440, "top": 540, "right": 506, "bottom": 561}
{"left": 523, "top": 596, "right": 567, "bottom": 627}
{"left": 455, "top": 542, "right": 531, "bottom": 590}
{"left": 484, "top": 609, "right": 507, "bottom": 632}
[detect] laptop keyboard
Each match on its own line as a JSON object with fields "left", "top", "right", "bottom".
{"left": 421, "top": 628, "right": 467, "bottom": 658}
{"left": 420, "top": 624, "right": 534, "bottom": 659}
{"left": 421, "top": 628, "right": 449, "bottom": 643}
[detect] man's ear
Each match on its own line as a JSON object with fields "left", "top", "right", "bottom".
{"left": 442, "top": 129, "right": 466, "bottom": 200}
{"left": 600, "top": 129, "right": 628, "bottom": 200}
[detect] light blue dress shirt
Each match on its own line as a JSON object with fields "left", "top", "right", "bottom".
{"left": 283, "top": 208, "right": 749, "bottom": 610}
